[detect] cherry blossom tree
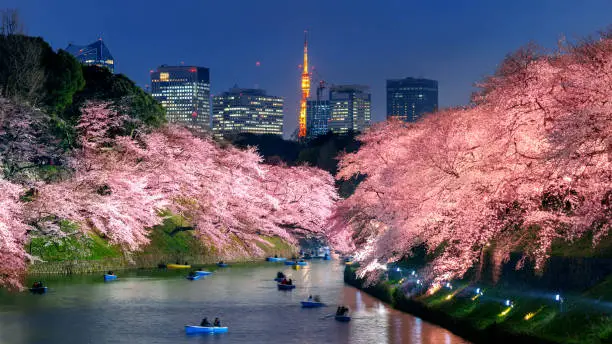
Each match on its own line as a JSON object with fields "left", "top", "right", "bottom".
{"left": 332, "top": 34, "right": 612, "bottom": 285}
{"left": 27, "top": 101, "right": 337, "bottom": 263}
{"left": 0, "top": 178, "right": 27, "bottom": 289}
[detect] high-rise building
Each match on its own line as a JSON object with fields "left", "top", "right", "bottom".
{"left": 298, "top": 32, "right": 311, "bottom": 138}
{"left": 66, "top": 39, "right": 115, "bottom": 73}
{"left": 150, "top": 65, "right": 211, "bottom": 130}
{"left": 212, "top": 87, "right": 284, "bottom": 139}
{"left": 306, "top": 100, "right": 331, "bottom": 138}
{"left": 328, "top": 85, "right": 371, "bottom": 134}
{"left": 386, "top": 77, "right": 438, "bottom": 122}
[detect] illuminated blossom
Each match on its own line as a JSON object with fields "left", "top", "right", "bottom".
{"left": 332, "top": 34, "right": 612, "bottom": 284}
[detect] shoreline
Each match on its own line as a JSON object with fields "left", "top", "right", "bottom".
{"left": 344, "top": 266, "right": 559, "bottom": 344}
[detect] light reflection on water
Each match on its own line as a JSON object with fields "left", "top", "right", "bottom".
{"left": 0, "top": 262, "right": 469, "bottom": 344}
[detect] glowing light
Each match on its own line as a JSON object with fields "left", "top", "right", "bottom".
{"left": 396, "top": 267, "right": 401, "bottom": 272}
{"left": 427, "top": 284, "right": 441, "bottom": 295}
{"left": 411, "top": 270, "right": 416, "bottom": 276}
{"left": 505, "top": 300, "right": 513, "bottom": 307}
{"left": 498, "top": 306, "right": 513, "bottom": 317}
{"left": 445, "top": 282, "right": 452, "bottom": 289}
{"left": 159, "top": 72, "right": 169, "bottom": 82}
{"left": 445, "top": 294, "right": 453, "bottom": 300}
{"left": 524, "top": 312, "right": 536, "bottom": 320}
{"left": 416, "top": 279, "right": 421, "bottom": 285}
{"left": 256, "top": 61, "right": 261, "bottom": 67}
{"left": 475, "top": 288, "right": 480, "bottom": 294}
{"left": 555, "top": 294, "right": 561, "bottom": 301}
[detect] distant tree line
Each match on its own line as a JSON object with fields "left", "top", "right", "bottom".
{"left": 229, "top": 131, "right": 363, "bottom": 197}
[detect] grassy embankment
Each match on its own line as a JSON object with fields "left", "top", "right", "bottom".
{"left": 345, "top": 233, "right": 612, "bottom": 344}
{"left": 28, "top": 212, "right": 296, "bottom": 274}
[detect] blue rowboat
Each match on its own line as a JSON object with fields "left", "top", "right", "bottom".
{"left": 186, "top": 274, "right": 202, "bottom": 281}
{"left": 301, "top": 301, "right": 325, "bottom": 308}
{"left": 335, "top": 315, "right": 351, "bottom": 322}
{"left": 195, "top": 271, "right": 212, "bottom": 276}
{"left": 184, "top": 326, "right": 228, "bottom": 334}
{"left": 277, "top": 283, "right": 296, "bottom": 290}
{"left": 267, "top": 257, "right": 287, "bottom": 262}
{"left": 104, "top": 274, "right": 117, "bottom": 281}
{"left": 217, "top": 263, "right": 228, "bottom": 267}
{"left": 29, "top": 287, "right": 48, "bottom": 294}
{"left": 296, "top": 261, "right": 308, "bottom": 266}
{"left": 284, "top": 261, "right": 296, "bottom": 266}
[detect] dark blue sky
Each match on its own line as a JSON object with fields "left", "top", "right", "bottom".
{"left": 7, "top": 0, "right": 612, "bottom": 137}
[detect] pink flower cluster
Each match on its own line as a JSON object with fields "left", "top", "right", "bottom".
{"left": 331, "top": 36, "right": 612, "bottom": 283}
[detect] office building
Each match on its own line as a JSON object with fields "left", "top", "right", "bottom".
{"left": 328, "top": 85, "right": 371, "bottom": 134}
{"left": 150, "top": 65, "right": 211, "bottom": 129}
{"left": 387, "top": 77, "right": 438, "bottom": 122}
{"left": 212, "top": 87, "right": 284, "bottom": 138}
{"left": 306, "top": 100, "right": 331, "bottom": 138}
{"left": 66, "top": 39, "right": 115, "bottom": 73}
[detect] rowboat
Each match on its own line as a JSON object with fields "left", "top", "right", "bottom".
{"left": 187, "top": 274, "right": 202, "bottom": 281}
{"left": 184, "top": 326, "right": 228, "bottom": 334}
{"left": 266, "top": 257, "right": 287, "bottom": 262}
{"left": 195, "top": 270, "right": 212, "bottom": 276}
{"left": 335, "top": 315, "right": 351, "bottom": 322}
{"left": 29, "top": 286, "right": 48, "bottom": 294}
{"left": 296, "top": 261, "right": 308, "bottom": 266}
{"left": 167, "top": 264, "right": 191, "bottom": 269}
{"left": 277, "top": 283, "right": 296, "bottom": 290}
{"left": 284, "top": 261, "right": 296, "bottom": 266}
{"left": 217, "top": 263, "right": 228, "bottom": 267}
{"left": 104, "top": 274, "right": 117, "bottom": 281}
{"left": 301, "top": 301, "right": 325, "bottom": 308}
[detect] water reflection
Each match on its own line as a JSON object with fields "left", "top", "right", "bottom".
{"left": 0, "top": 261, "right": 469, "bottom": 344}
{"left": 342, "top": 282, "right": 468, "bottom": 344}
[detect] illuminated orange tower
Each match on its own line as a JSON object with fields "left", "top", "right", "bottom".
{"left": 298, "top": 31, "right": 310, "bottom": 138}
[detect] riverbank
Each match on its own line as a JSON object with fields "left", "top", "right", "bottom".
{"left": 27, "top": 215, "right": 296, "bottom": 275}
{"left": 344, "top": 265, "right": 612, "bottom": 344}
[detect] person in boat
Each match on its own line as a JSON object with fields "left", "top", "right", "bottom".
{"left": 188, "top": 271, "right": 196, "bottom": 277}
{"left": 107, "top": 271, "right": 114, "bottom": 276}
{"left": 276, "top": 271, "right": 285, "bottom": 279}
{"left": 336, "top": 306, "right": 349, "bottom": 316}
{"left": 184, "top": 261, "right": 188, "bottom": 265}
{"left": 213, "top": 317, "right": 221, "bottom": 327}
{"left": 200, "top": 317, "right": 211, "bottom": 327}
{"left": 314, "top": 295, "right": 321, "bottom": 302}
{"left": 218, "top": 261, "right": 224, "bottom": 265}
{"left": 288, "top": 279, "right": 293, "bottom": 286}
{"left": 274, "top": 254, "right": 278, "bottom": 258}
{"left": 308, "top": 295, "right": 313, "bottom": 301}
{"left": 281, "top": 278, "right": 288, "bottom": 285}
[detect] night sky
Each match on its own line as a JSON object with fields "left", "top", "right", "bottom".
{"left": 6, "top": 0, "right": 612, "bottom": 137}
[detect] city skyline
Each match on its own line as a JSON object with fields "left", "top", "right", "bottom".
{"left": 7, "top": 0, "right": 612, "bottom": 137}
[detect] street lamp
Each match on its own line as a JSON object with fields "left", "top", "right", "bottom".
{"left": 555, "top": 294, "right": 564, "bottom": 312}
